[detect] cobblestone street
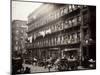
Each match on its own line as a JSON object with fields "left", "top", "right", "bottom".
{"left": 22, "top": 63, "right": 90, "bottom": 73}
{"left": 23, "top": 64, "right": 56, "bottom": 73}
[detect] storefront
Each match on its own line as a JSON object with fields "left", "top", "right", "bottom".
{"left": 62, "top": 48, "right": 80, "bottom": 60}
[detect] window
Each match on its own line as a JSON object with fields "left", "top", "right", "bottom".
{"left": 65, "top": 34, "right": 69, "bottom": 44}
{"left": 37, "top": 41, "right": 39, "bottom": 46}
{"left": 50, "top": 37, "right": 52, "bottom": 46}
{"left": 57, "top": 36, "right": 60, "bottom": 44}
{"left": 72, "top": 17, "right": 77, "bottom": 26}
{"left": 72, "top": 5, "right": 75, "bottom": 10}
{"left": 83, "top": 29, "right": 89, "bottom": 40}
{"left": 77, "top": 16, "right": 81, "bottom": 23}
{"left": 61, "top": 35, "right": 64, "bottom": 44}
{"left": 59, "top": 22, "right": 63, "bottom": 30}
{"left": 69, "top": 19, "right": 72, "bottom": 27}
{"left": 53, "top": 24, "right": 56, "bottom": 32}
{"left": 56, "top": 23, "right": 59, "bottom": 31}
{"left": 16, "top": 30, "right": 19, "bottom": 34}
{"left": 54, "top": 12, "right": 57, "bottom": 19}
{"left": 60, "top": 36, "right": 62, "bottom": 42}
{"left": 14, "top": 46, "right": 18, "bottom": 51}
{"left": 83, "top": 11, "right": 89, "bottom": 24}
{"left": 57, "top": 11, "right": 60, "bottom": 18}
{"left": 77, "top": 32, "right": 80, "bottom": 42}
{"left": 49, "top": 39, "right": 50, "bottom": 46}
{"left": 51, "top": 24, "right": 55, "bottom": 32}
{"left": 55, "top": 36, "right": 57, "bottom": 45}
{"left": 67, "top": 34, "right": 71, "bottom": 43}
{"left": 15, "top": 37, "right": 18, "bottom": 40}
{"left": 70, "top": 33, "right": 74, "bottom": 43}
{"left": 63, "top": 34, "right": 66, "bottom": 43}
{"left": 69, "top": 5, "right": 72, "bottom": 12}
{"left": 63, "top": 7, "right": 68, "bottom": 14}
{"left": 39, "top": 41, "right": 41, "bottom": 47}
{"left": 60, "top": 8, "right": 64, "bottom": 16}
{"left": 64, "top": 20, "right": 69, "bottom": 28}
{"left": 16, "top": 41, "right": 18, "bottom": 45}
{"left": 74, "top": 33, "right": 77, "bottom": 43}
{"left": 53, "top": 37, "right": 55, "bottom": 45}
{"left": 51, "top": 37, "right": 54, "bottom": 46}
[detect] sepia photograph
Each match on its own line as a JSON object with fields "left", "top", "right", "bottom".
{"left": 11, "top": 0, "right": 96, "bottom": 74}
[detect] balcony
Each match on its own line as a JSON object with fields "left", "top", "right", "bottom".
{"left": 28, "top": 5, "right": 82, "bottom": 33}
{"left": 32, "top": 37, "right": 80, "bottom": 49}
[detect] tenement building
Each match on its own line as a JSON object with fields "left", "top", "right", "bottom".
{"left": 12, "top": 20, "right": 28, "bottom": 58}
{"left": 26, "top": 3, "right": 96, "bottom": 65}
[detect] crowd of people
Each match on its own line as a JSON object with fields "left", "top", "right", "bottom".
{"left": 12, "top": 56, "right": 79, "bottom": 74}
{"left": 12, "top": 55, "right": 96, "bottom": 74}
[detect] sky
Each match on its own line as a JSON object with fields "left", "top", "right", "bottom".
{"left": 12, "top": 1, "right": 42, "bottom": 21}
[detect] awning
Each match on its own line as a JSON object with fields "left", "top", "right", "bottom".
{"left": 49, "top": 48, "right": 59, "bottom": 50}
{"left": 63, "top": 48, "right": 79, "bottom": 52}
